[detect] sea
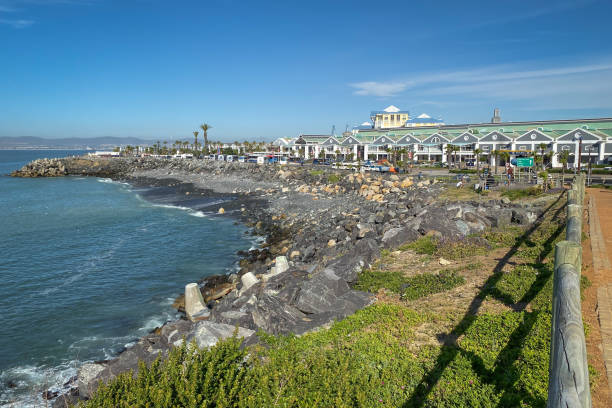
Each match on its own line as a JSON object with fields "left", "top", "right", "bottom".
{"left": 0, "top": 150, "right": 255, "bottom": 407}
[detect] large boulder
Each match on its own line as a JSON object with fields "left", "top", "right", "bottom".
{"left": 190, "top": 321, "right": 255, "bottom": 348}
{"left": 326, "top": 238, "right": 379, "bottom": 283}
{"left": 381, "top": 226, "right": 420, "bottom": 249}
{"left": 295, "top": 269, "right": 371, "bottom": 316}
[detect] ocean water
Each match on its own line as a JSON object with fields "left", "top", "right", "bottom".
{"left": 0, "top": 151, "right": 254, "bottom": 406}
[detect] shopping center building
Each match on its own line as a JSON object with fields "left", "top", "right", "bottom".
{"left": 274, "top": 108, "right": 612, "bottom": 168}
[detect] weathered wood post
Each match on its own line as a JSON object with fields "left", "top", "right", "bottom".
{"left": 566, "top": 204, "right": 582, "bottom": 244}
{"left": 547, "top": 241, "right": 590, "bottom": 407}
{"left": 547, "top": 172, "right": 590, "bottom": 408}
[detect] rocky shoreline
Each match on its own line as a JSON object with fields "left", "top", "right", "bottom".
{"left": 12, "top": 157, "right": 548, "bottom": 407}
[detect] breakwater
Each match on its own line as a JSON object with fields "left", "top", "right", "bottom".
{"left": 13, "top": 156, "right": 550, "bottom": 406}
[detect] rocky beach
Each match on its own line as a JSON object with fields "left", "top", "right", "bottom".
{"left": 12, "top": 156, "right": 548, "bottom": 406}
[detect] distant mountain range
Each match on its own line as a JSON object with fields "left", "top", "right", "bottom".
{"left": 0, "top": 136, "right": 157, "bottom": 150}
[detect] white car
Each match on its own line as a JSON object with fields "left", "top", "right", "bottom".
{"left": 238, "top": 156, "right": 246, "bottom": 163}
{"left": 226, "top": 155, "right": 234, "bottom": 162}
{"left": 279, "top": 157, "right": 288, "bottom": 165}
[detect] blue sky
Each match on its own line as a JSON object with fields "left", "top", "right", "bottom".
{"left": 1, "top": 0, "right": 611, "bottom": 141}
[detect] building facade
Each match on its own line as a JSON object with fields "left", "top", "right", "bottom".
{"left": 279, "top": 114, "right": 612, "bottom": 167}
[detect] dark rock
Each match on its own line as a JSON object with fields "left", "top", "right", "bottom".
{"left": 381, "top": 226, "right": 420, "bottom": 249}
{"left": 42, "top": 390, "right": 59, "bottom": 400}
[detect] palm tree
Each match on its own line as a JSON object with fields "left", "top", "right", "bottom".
{"left": 451, "top": 145, "right": 459, "bottom": 169}
{"left": 559, "top": 150, "right": 569, "bottom": 185}
{"left": 473, "top": 148, "right": 482, "bottom": 178}
{"left": 193, "top": 131, "right": 199, "bottom": 152}
{"left": 200, "top": 124, "right": 211, "bottom": 153}
{"left": 538, "top": 143, "right": 548, "bottom": 170}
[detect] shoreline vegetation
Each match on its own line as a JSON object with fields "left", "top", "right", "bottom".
{"left": 10, "top": 156, "right": 580, "bottom": 407}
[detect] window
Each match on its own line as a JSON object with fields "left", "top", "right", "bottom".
{"left": 519, "top": 146, "right": 527, "bottom": 151}
{"left": 562, "top": 146, "right": 570, "bottom": 151}
{"left": 432, "top": 137, "right": 440, "bottom": 143}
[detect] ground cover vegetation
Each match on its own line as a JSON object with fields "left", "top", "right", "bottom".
{"left": 79, "top": 193, "right": 597, "bottom": 408}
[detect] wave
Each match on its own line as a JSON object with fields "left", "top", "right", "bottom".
{"left": 145, "top": 203, "right": 209, "bottom": 218}
{"left": 0, "top": 362, "right": 77, "bottom": 408}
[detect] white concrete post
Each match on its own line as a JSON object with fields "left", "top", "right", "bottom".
{"left": 185, "top": 283, "right": 210, "bottom": 321}
{"left": 240, "top": 272, "right": 259, "bottom": 292}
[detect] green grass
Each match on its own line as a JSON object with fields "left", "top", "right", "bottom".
{"left": 354, "top": 269, "right": 465, "bottom": 300}
{"left": 309, "top": 169, "right": 324, "bottom": 176}
{"left": 501, "top": 187, "right": 543, "bottom": 201}
{"left": 399, "top": 235, "right": 489, "bottom": 260}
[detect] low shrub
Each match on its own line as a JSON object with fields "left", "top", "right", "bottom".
{"left": 400, "top": 236, "right": 437, "bottom": 255}
{"left": 327, "top": 173, "right": 341, "bottom": 183}
{"left": 501, "top": 187, "right": 542, "bottom": 201}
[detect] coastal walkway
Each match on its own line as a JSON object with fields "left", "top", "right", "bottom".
{"left": 587, "top": 187, "right": 612, "bottom": 404}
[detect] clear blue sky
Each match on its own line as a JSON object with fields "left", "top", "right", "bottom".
{"left": 1, "top": 0, "right": 611, "bottom": 141}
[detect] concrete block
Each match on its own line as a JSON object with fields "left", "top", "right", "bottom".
{"left": 241, "top": 272, "right": 259, "bottom": 291}
{"left": 185, "top": 283, "right": 209, "bottom": 322}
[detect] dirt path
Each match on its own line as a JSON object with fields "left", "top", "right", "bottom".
{"left": 584, "top": 188, "right": 612, "bottom": 406}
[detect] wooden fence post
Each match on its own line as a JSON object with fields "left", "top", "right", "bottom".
{"left": 547, "top": 241, "right": 591, "bottom": 408}
{"left": 566, "top": 204, "right": 582, "bottom": 244}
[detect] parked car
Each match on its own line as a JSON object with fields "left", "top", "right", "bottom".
{"left": 279, "top": 157, "right": 288, "bottom": 165}
{"left": 226, "top": 155, "right": 234, "bottom": 162}
{"left": 237, "top": 156, "right": 246, "bottom": 163}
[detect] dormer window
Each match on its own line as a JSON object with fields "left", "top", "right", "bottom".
{"left": 432, "top": 137, "right": 440, "bottom": 143}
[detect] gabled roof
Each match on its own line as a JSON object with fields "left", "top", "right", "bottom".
{"left": 450, "top": 132, "right": 479, "bottom": 144}
{"left": 384, "top": 105, "right": 400, "bottom": 112}
{"left": 422, "top": 132, "right": 450, "bottom": 144}
{"left": 294, "top": 136, "right": 307, "bottom": 145}
{"left": 515, "top": 129, "right": 553, "bottom": 142}
{"left": 371, "top": 135, "right": 397, "bottom": 146}
{"left": 321, "top": 137, "right": 341, "bottom": 146}
{"left": 396, "top": 134, "right": 420, "bottom": 145}
{"left": 341, "top": 136, "right": 360, "bottom": 146}
{"left": 479, "top": 131, "right": 512, "bottom": 142}
{"left": 272, "top": 138, "right": 290, "bottom": 146}
{"left": 557, "top": 128, "right": 601, "bottom": 142}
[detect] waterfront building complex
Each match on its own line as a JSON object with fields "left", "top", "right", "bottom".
{"left": 274, "top": 108, "right": 612, "bottom": 168}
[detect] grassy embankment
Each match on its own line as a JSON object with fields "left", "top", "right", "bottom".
{"left": 78, "top": 193, "right": 597, "bottom": 408}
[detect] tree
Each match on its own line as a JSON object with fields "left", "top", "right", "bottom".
{"left": 193, "top": 131, "right": 199, "bottom": 152}
{"left": 473, "top": 148, "right": 482, "bottom": 178}
{"left": 559, "top": 150, "right": 570, "bottom": 185}
{"left": 538, "top": 143, "right": 548, "bottom": 170}
{"left": 450, "top": 145, "right": 459, "bottom": 169}
{"left": 318, "top": 149, "right": 325, "bottom": 159}
{"left": 200, "top": 124, "right": 212, "bottom": 153}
